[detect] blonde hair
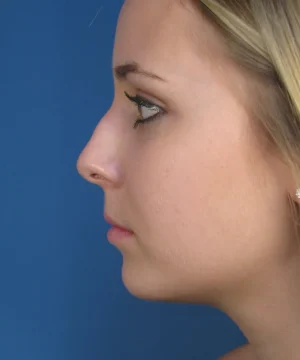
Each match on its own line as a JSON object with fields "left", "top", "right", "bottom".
{"left": 197, "top": 0, "right": 300, "bottom": 242}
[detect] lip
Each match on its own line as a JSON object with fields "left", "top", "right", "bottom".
{"left": 104, "top": 213, "right": 132, "bottom": 232}
{"left": 107, "top": 226, "right": 134, "bottom": 243}
{"left": 104, "top": 213, "right": 134, "bottom": 244}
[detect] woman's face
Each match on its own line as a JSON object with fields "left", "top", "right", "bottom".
{"left": 77, "top": 0, "right": 295, "bottom": 305}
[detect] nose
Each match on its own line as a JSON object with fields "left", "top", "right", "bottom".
{"left": 76, "top": 119, "right": 122, "bottom": 189}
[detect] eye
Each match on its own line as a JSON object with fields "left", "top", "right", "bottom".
{"left": 124, "top": 91, "right": 166, "bottom": 129}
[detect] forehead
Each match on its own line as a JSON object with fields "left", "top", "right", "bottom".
{"left": 112, "top": 0, "right": 225, "bottom": 77}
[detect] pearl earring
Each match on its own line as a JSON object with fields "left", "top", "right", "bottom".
{"left": 296, "top": 189, "right": 300, "bottom": 199}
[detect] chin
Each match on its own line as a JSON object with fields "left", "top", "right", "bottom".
{"left": 120, "top": 262, "right": 210, "bottom": 304}
{"left": 121, "top": 263, "right": 170, "bottom": 301}
{"left": 120, "top": 259, "right": 230, "bottom": 307}
{"left": 122, "top": 263, "right": 184, "bottom": 302}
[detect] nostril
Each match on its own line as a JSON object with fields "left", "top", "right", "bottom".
{"left": 90, "top": 173, "right": 105, "bottom": 181}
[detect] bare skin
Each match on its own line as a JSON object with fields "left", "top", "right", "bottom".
{"left": 77, "top": 0, "right": 300, "bottom": 359}
{"left": 218, "top": 343, "right": 256, "bottom": 360}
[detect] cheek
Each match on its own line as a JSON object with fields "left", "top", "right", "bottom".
{"left": 124, "top": 113, "right": 290, "bottom": 296}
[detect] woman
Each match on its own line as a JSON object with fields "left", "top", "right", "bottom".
{"left": 76, "top": 1, "right": 300, "bottom": 359}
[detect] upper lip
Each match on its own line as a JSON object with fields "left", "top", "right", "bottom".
{"left": 104, "top": 213, "right": 132, "bottom": 231}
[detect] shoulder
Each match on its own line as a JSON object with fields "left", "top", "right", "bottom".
{"left": 218, "top": 343, "right": 256, "bottom": 360}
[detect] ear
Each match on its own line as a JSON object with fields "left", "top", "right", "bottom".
{"left": 295, "top": 189, "right": 300, "bottom": 202}
{"left": 272, "top": 153, "right": 300, "bottom": 204}
{"left": 284, "top": 166, "right": 300, "bottom": 204}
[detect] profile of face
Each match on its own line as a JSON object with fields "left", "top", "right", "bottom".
{"left": 77, "top": 0, "right": 295, "bottom": 306}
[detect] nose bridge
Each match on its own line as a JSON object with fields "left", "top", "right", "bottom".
{"left": 76, "top": 118, "right": 121, "bottom": 187}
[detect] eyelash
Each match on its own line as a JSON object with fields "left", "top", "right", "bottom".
{"left": 124, "top": 91, "right": 165, "bottom": 129}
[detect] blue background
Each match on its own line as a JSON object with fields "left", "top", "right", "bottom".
{"left": 0, "top": 0, "right": 247, "bottom": 359}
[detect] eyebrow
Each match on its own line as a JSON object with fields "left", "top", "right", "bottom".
{"left": 113, "top": 62, "right": 166, "bottom": 82}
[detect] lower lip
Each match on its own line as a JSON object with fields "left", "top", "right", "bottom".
{"left": 107, "top": 226, "right": 134, "bottom": 243}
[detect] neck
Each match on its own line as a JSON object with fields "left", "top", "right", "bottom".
{"left": 219, "top": 251, "right": 300, "bottom": 360}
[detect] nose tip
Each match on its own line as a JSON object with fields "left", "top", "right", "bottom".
{"left": 76, "top": 116, "right": 121, "bottom": 188}
{"left": 76, "top": 156, "right": 104, "bottom": 184}
{"left": 76, "top": 154, "right": 119, "bottom": 188}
